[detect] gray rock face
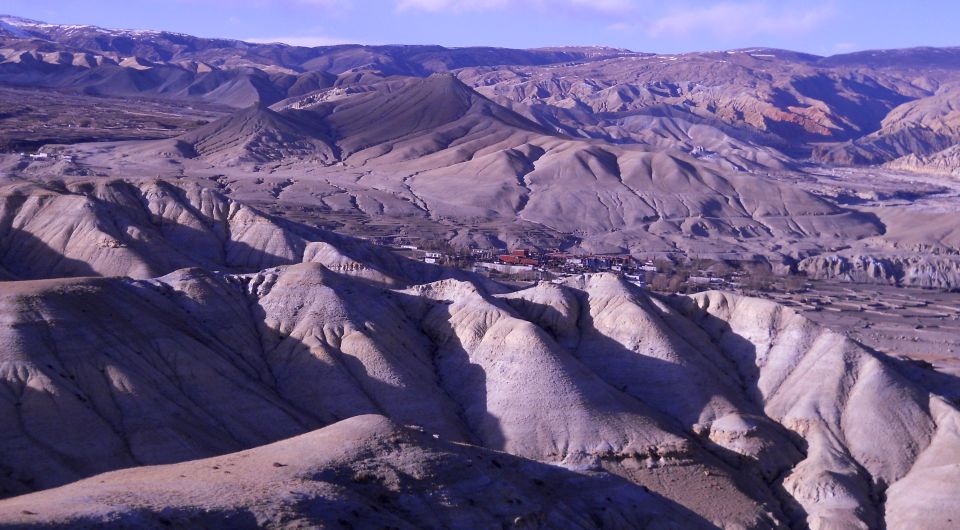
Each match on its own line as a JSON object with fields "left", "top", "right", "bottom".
{"left": 799, "top": 253, "right": 960, "bottom": 289}
{"left": 887, "top": 143, "right": 960, "bottom": 176}
{"left": 0, "top": 178, "right": 309, "bottom": 279}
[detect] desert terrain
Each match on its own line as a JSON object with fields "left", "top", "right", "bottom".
{"left": 0, "top": 13, "right": 959, "bottom": 530}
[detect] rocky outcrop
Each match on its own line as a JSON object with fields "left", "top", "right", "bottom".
{"left": 886, "top": 143, "right": 960, "bottom": 176}
{"left": 799, "top": 253, "right": 960, "bottom": 289}
{"left": 0, "top": 178, "right": 309, "bottom": 279}
{"left": 675, "top": 291, "right": 960, "bottom": 529}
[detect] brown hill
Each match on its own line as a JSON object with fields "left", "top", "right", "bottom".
{"left": 169, "top": 104, "right": 337, "bottom": 165}
{"left": 299, "top": 73, "right": 552, "bottom": 163}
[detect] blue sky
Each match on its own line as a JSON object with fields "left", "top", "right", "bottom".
{"left": 4, "top": 0, "right": 958, "bottom": 56}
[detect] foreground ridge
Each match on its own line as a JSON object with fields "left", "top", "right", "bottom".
{"left": 0, "top": 224, "right": 957, "bottom": 527}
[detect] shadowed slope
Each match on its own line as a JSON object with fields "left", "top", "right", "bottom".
{"left": 131, "top": 104, "right": 338, "bottom": 165}
{"left": 0, "top": 415, "right": 713, "bottom": 529}
{"left": 0, "top": 178, "right": 308, "bottom": 278}
{"left": 305, "top": 73, "right": 552, "bottom": 164}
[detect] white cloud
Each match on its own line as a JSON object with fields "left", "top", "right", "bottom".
{"left": 178, "top": 0, "right": 352, "bottom": 10}
{"left": 395, "top": 0, "right": 636, "bottom": 14}
{"left": 396, "top": 0, "right": 505, "bottom": 11}
{"left": 648, "top": 2, "right": 835, "bottom": 39}
{"left": 832, "top": 41, "right": 857, "bottom": 53}
{"left": 246, "top": 35, "right": 356, "bottom": 46}
{"left": 294, "top": 0, "right": 351, "bottom": 7}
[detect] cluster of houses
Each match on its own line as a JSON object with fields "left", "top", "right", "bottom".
{"left": 494, "top": 248, "right": 650, "bottom": 274}
{"left": 19, "top": 151, "right": 75, "bottom": 163}
{"left": 497, "top": 249, "right": 540, "bottom": 266}
{"left": 494, "top": 248, "right": 658, "bottom": 286}
{"left": 392, "top": 242, "right": 650, "bottom": 278}
{"left": 373, "top": 237, "right": 738, "bottom": 291}
{"left": 490, "top": 248, "right": 738, "bottom": 291}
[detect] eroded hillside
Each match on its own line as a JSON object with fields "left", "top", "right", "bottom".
{"left": 0, "top": 180, "right": 957, "bottom": 529}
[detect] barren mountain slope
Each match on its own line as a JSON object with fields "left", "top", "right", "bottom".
{"left": 146, "top": 103, "right": 338, "bottom": 165}
{"left": 0, "top": 264, "right": 781, "bottom": 528}
{"left": 0, "top": 14, "right": 959, "bottom": 530}
{"left": 6, "top": 15, "right": 960, "bottom": 159}
{"left": 0, "top": 415, "right": 712, "bottom": 529}
{"left": 0, "top": 176, "right": 490, "bottom": 286}
{"left": 0, "top": 16, "right": 630, "bottom": 107}
{"left": 58, "top": 78, "right": 884, "bottom": 260}
{"left": 5, "top": 17, "right": 959, "bottom": 273}
{"left": 84, "top": 74, "right": 549, "bottom": 170}
{"left": 6, "top": 15, "right": 960, "bottom": 169}
{"left": 0, "top": 45, "right": 292, "bottom": 108}
{"left": 454, "top": 50, "right": 932, "bottom": 148}
{"left": 0, "top": 15, "right": 626, "bottom": 74}
{"left": 0, "top": 178, "right": 311, "bottom": 279}
{"left": 0, "top": 244, "right": 958, "bottom": 528}
{"left": 876, "top": 85, "right": 960, "bottom": 140}
{"left": 297, "top": 73, "right": 552, "bottom": 164}
{"left": 819, "top": 46, "right": 960, "bottom": 70}
{"left": 816, "top": 85, "right": 960, "bottom": 164}
{"left": 675, "top": 291, "right": 960, "bottom": 529}
{"left": 887, "top": 143, "right": 960, "bottom": 176}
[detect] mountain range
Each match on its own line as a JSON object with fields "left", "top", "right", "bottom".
{"left": 5, "top": 14, "right": 960, "bottom": 159}
{"left": 3, "top": 15, "right": 960, "bottom": 282}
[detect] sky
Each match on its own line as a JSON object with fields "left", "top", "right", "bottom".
{"left": 4, "top": 0, "right": 959, "bottom": 56}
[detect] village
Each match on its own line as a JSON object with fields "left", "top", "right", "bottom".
{"left": 17, "top": 151, "right": 75, "bottom": 163}
{"left": 371, "top": 236, "right": 774, "bottom": 293}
